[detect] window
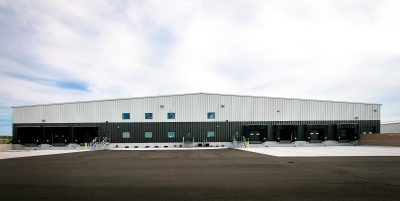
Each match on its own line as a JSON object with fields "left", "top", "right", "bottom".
{"left": 122, "top": 113, "right": 130, "bottom": 120}
{"left": 207, "top": 112, "right": 215, "bottom": 119}
{"left": 122, "top": 132, "right": 130, "bottom": 139}
{"left": 145, "top": 113, "right": 153, "bottom": 119}
{"left": 167, "top": 131, "right": 176, "bottom": 138}
{"left": 145, "top": 132, "right": 152, "bottom": 138}
{"left": 167, "top": 113, "right": 175, "bottom": 119}
{"left": 207, "top": 131, "right": 215, "bottom": 137}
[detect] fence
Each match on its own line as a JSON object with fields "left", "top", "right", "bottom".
{"left": 359, "top": 134, "right": 400, "bottom": 147}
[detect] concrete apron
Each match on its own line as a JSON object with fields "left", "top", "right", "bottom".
{"left": 4, "top": 140, "right": 359, "bottom": 151}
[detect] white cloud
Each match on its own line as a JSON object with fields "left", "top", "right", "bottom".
{"left": 0, "top": 0, "right": 400, "bottom": 134}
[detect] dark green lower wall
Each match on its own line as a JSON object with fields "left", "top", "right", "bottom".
{"left": 13, "top": 120, "right": 380, "bottom": 144}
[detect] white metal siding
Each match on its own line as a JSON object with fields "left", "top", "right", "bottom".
{"left": 381, "top": 122, "right": 400, "bottom": 133}
{"left": 12, "top": 93, "right": 381, "bottom": 123}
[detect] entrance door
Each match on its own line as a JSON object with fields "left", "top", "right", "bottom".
{"left": 184, "top": 131, "right": 192, "bottom": 142}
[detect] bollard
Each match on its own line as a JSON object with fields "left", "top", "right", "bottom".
{"left": 85, "top": 142, "right": 88, "bottom": 150}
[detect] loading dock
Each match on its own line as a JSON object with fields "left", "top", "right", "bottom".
{"left": 16, "top": 127, "right": 43, "bottom": 145}
{"left": 243, "top": 125, "right": 268, "bottom": 144}
{"left": 72, "top": 127, "right": 98, "bottom": 145}
{"left": 275, "top": 125, "right": 298, "bottom": 143}
{"left": 44, "top": 127, "right": 72, "bottom": 145}
{"left": 336, "top": 123, "right": 358, "bottom": 142}
{"left": 305, "top": 124, "right": 328, "bottom": 143}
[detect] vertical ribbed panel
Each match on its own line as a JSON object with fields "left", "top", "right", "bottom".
{"left": 12, "top": 93, "right": 381, "bottom": 124}
{"left": 13, "top": 120, "right": 380, "bottom": 143}
{"left": 381, "top": 122, "right": 400, "bottom": 133}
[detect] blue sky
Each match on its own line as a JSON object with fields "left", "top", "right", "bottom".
{"left": 1, "top": 0, "right": 400, "bottom": 135}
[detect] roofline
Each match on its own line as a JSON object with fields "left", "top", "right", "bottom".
{"left": 11, "top": 92, "right": 382, "bottom": 108}
{"left": 381, "top": 120, "right": 400, "bottom": 124}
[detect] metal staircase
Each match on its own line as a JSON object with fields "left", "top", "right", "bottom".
{"left": 89, "top": 137, "right": 110, "bottom": 150}
{"left": 232, "top": 136, "right": 238, "bottom": 147}
{"left": 182, "top": 136, "right": 194, "bottom": 148}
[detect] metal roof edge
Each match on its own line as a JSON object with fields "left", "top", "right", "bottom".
{"left": 381, "top": 120, "right": 400, "bottom": 124}
{"left": 11, "top": 92, "right": 381, "bottom": 108}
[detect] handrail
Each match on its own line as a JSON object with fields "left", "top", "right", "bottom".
{"left": 89, "top": 137, "right": 110, "bottom": 151}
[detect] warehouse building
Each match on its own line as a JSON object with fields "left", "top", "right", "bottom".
{"left": 12, "top": 93, "right": 380, "bottom": 147}
{"left": 381, "top": 121, "right": 400, "bottom": 134}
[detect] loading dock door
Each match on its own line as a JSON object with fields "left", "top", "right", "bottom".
{"left": 242, "top": 125, "right": 268, "bottom": 144}
{"left": 305, "top": 125, "right": 327, "bottom": 143}
{"left": 249, "top": 131, "right": 261, "bottom": 144}
{"left": 275, "top": 125, "right": 298, "bottom": 143}
{"left": 73, "top": 127, "right": 98, "bottom": 145}
{"left": 279, "top": 128, "right": 293, "bottom": 142}
{"left": 44, "top": 127, "right": 71, "bottom": 145}
{"left": 16, "top": 127, "right": 43, "bottom": 145}
{"left": 336, "top": 124, "right": 358, "bottom": 142}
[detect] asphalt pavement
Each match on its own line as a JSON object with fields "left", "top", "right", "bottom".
{"left": 0, "top": 149, "right": 399, "bottom": 201}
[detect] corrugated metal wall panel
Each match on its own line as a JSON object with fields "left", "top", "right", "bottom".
{"left": 12, "top": 93, "right": 381, "bottom": 123}
{"left": 13, "top": 120, "right": 380, "bottom": 143}
{"left": 381, "top": 122, "right": 400, "bottom": 133}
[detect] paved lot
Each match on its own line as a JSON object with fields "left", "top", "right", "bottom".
{"left": 239, "top": 146, "right": 400, "bottom": 157}
{"left": 0, "top": 149, "right": 400, "bottom": 201}
{"left": 0, "top": 150, "right": 87, "bottom": 160}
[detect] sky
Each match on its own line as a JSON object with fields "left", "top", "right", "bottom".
{"left": 1, "top": 0, "right": 400, "bottom": 135}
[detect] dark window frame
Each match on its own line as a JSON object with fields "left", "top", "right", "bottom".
{"left": 167, "top": 131, "right": 176, "bottom": 138}
{"left": 167, "top": 112, "right": 175, "bottom": 119}
{"left": 145, "top": 113, "right": 153, "bottom": 119}
{"left": 207, "top": 130, "right": 215, "bottom": 138}
{"left": 122, "top": 132, "right": 130, "bottom": 139}
{"left": 122, "top": 113, "right": 130, "bottom": 120}
{"left": 207, "top": 112, "right": 215, "bottom": 119}
{"left": 144, "top": 131, "right": 153, "bottom": 139}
